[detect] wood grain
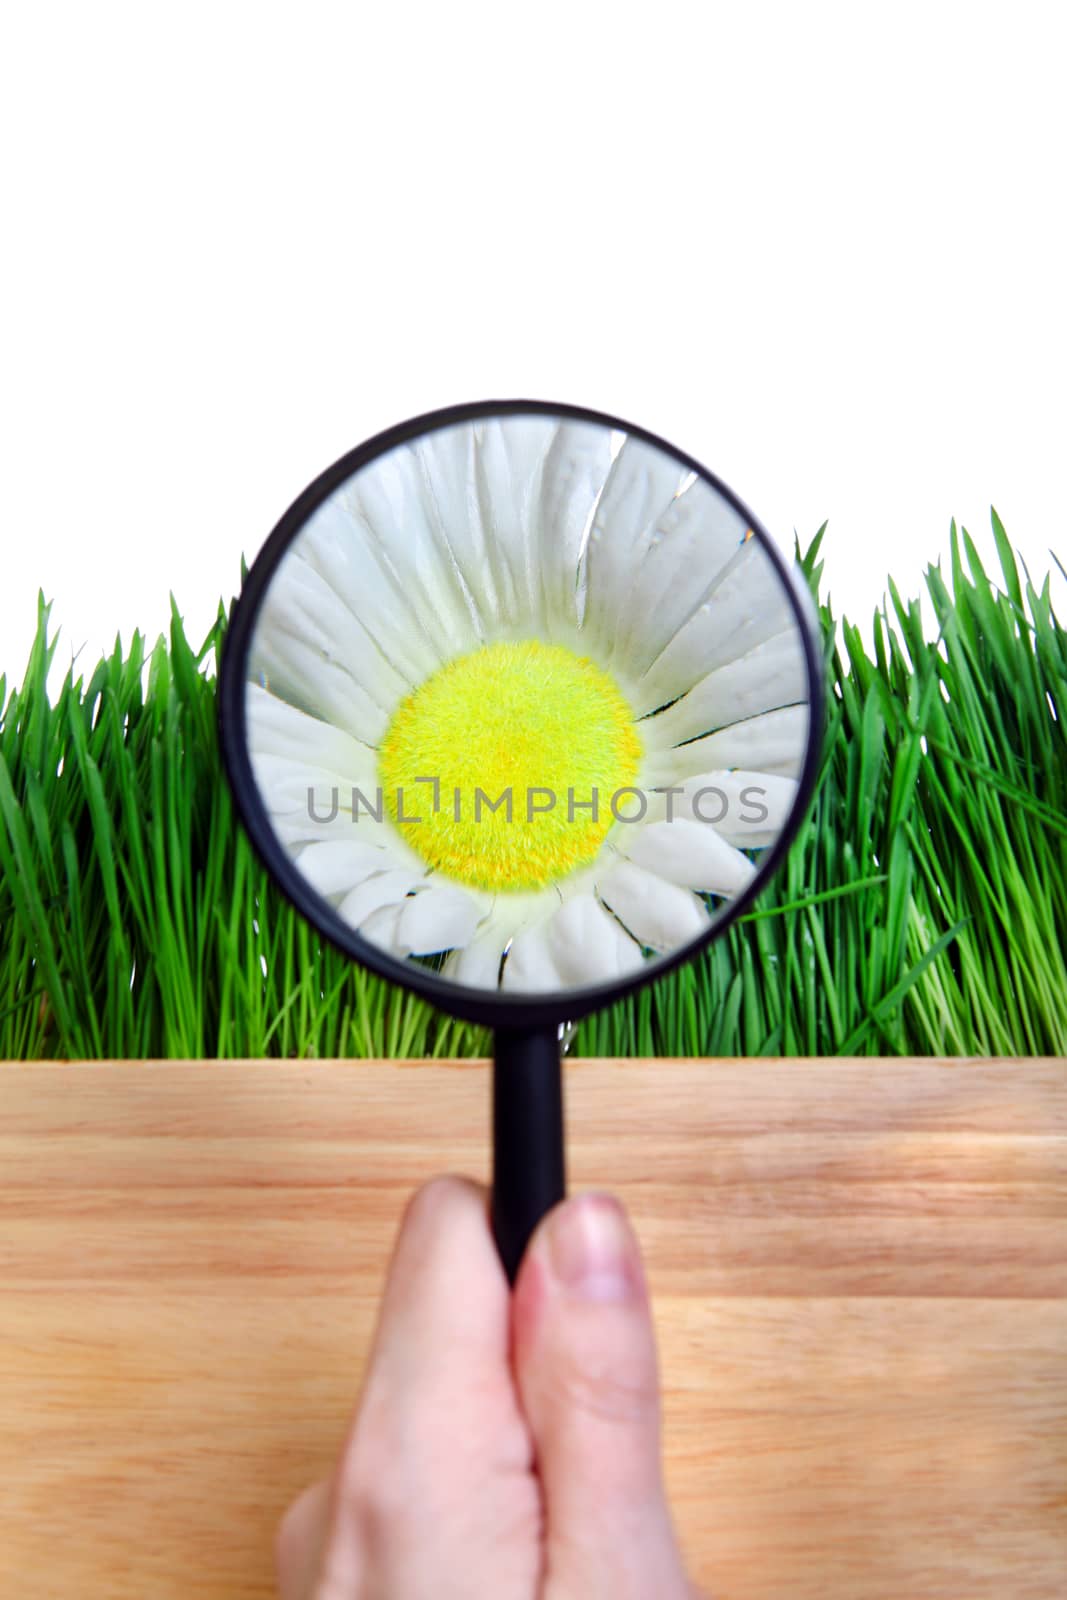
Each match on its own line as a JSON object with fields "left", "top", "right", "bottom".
{"left": 1, "top": 1058, "right": 1065, "bottom": 1598}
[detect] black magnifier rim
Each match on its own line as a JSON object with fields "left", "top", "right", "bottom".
{"left": 218, "top": 398, "right": 825, "bottom": 1030}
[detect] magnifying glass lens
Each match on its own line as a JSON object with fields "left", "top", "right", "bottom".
{"left": 238, "top": 410, "right": 817, "bottom": 1004}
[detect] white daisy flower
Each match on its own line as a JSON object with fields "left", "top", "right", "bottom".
{"left": 242, "top": 412, "right": 813, "bottom": 995}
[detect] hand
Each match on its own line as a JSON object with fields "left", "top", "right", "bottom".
{"left": 276, "top": 1176, "right": 701, "bottom": 1599}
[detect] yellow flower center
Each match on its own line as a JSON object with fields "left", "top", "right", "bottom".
{"left": 379, "top": 639, "right": 641, "bottom": 892}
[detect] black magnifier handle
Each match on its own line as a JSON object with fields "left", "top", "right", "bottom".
{"left": 491, "top": 1024, "right": 566, "bottom": 1284}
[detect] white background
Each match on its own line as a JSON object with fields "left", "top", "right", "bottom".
{"left": 1, "top": 2, "right": 1064, "bottom": 688}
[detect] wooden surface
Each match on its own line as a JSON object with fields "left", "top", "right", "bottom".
{"left": 1, "top": 1058, "right": 1066, "bottom": 1599}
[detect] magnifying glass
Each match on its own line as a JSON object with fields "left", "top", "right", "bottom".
{"left": 218, "top": 400, "right": 823, "bottom": 1282}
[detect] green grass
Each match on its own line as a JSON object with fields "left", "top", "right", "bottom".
{"left": 1, "top": 513, "right": 1065, "bottom": 1059}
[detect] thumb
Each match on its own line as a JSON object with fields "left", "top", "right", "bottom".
{"left": 512, "top": 1192, "right": 692, "bottom": 1599}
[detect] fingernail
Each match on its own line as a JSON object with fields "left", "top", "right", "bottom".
{"left": 548, "top": 1194, "right": 641, "bottom": 1302}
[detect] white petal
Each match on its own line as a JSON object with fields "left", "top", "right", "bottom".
{"left": 395, "top": 883, "right": 485, "bottom": 955}
{"left": 596, "top": 859, "right": 710, "bottom": 953}
{"left": 501, "top": 416, "right": 560, "bottom": 594}
{"left": 244, "top": 690, "right": 429, "bottom": 859}
{"left": 246, "top": 751, "right": 385, "bottom": 839}
{"left": 439, "top": 893, "right": 542, "bottom": 990}
{"left": 644, "top": 705, "right": 811, "bottom": 784}
{"left": 412, "top": 422, "right": 499, "bottom": 634}
{"left": 254, "top": 544, "right": 412, "bottom": 702}
{"left": 535, "top": 420, "right": 614, "bottom": 634}
{"left": 474, "top": 416, "right": 558, "bottom": 629}
{"left": 609, "top": 477, "right": 749, "bottom": 674}
{"left": 297, "top": 498, "right": 441, "bottom": 684}
{"left": 642, "top": 627, "right": 808, "bottom": 748}
{"left": 247, "top": 558, "right": 395, "bottom": 745}
{"left": 265, "top": 812, "right": 360, "bottom": 849}
{"left": 337, "top": 869, "right": 422, "bottom": 930}
{"left": 292, "top": 838, "right": 400, "bottom": 898}
{"left": 343, "top": 444, "right": 480, "bottom": 661}
{"left": 500, "top": 892, "right": 645, "bottom": 993}
{"left": 651, "top": 769, "right": 801, "bottom": 848}
{"left": 247, "top": 752, "right": 367, "bottom": 823}
{"left": 581, "top": 435, "right": 687, "bottom": 654}
{"left": 623, "top": 818, "right": 756, "bottom": 896}
{"left": 632, "top": 539, "right": 797, "bottom": 714}
{"left": 259, "top": 795, "right": 414, "bottom": 859}
{"left": 539, "top": 893, "right": 645, "bottom": 986}
{"left": 500, "top": 919, "right": 561, "bottom": 993}
{"left": 245, "top": 683, "right": 378, "bottom": 778}
{"left": 443, "top": 926, "right": 508, "bottom": 989}
{"left": 358, "top": 902, "right": 407, "bottom": 958}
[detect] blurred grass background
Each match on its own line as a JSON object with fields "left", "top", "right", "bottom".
{"left": 1, "top": 514, "right": 1064, "bottom": 1060}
